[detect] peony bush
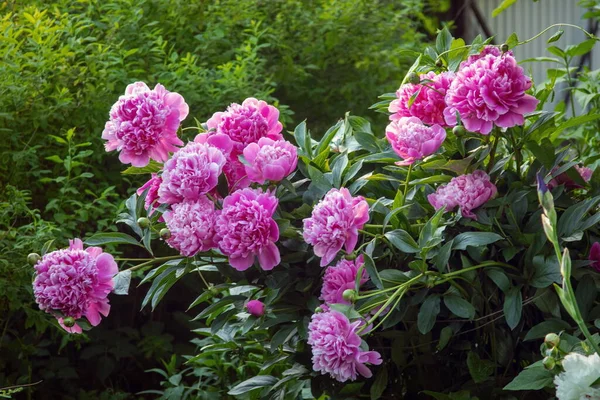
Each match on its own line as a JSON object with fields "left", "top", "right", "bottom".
{"left": 29, "top": 26, "right": 600, "bottom": 399}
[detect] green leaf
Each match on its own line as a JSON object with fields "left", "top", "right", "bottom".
{"left": 112, "top": 270, "right": 132, "bottom": 295}
{"left": 370, "top": 365, "right": 388, "bottom": 400}
{"left": 547, "top": 30, "right": 564, "bottom": 43}
{"left": 85, "top": 232, "right": 143, "bottom": 248}
{"left": 385, "top": 229, "right": 420, "bottom": 253}
{"left": 315, "top": 119, "right": 344, "bottom": 156}
{"left": 434, "top": 241, "right": 453, "bottom": 272}
{"left": 227, "top": 375, "right": 278, "bottom": 395}
{"left": 530, "top": 255, "right": 561, "bottom": 288}
{"left": 565, "top": 39, "right": 596, "bottom": 58}
{"left": 524, "top": 319, "right": 570, "bottom": 341}
{"left": 435, "top": 26, "right": 453, "bottom": 55}
{"left": 418, "top": 295, "right": 440, "bottom": 334}
{"left": 505, "top": 32, "right": 519, "bottom": 49}
{"left": 504, "top": 287, "right": 523, "bottom": 330}
{"left": 331, "top": 152, "right": 348, "bottom": 188}
{"left": 486, "top": 268, "right": 510, "bottom": 292}
{"left": 467, "top": 352, "right": 495, "bottom": 383}
{"left": 503, "top": 366, "right": 553, "bottom": 390}
{"left": 363, "top": 253, "right": 383, "bottom": 289}
{"left": 46, "top": 155, "right": 63, "bottom": 163}
{"left": 328, "top": 304, "right": 362, "bottom": 320}
{"left": 293, "top": 120, "right": 311, "bottom": 158}
{"left": 437, "top": 326, "right": 453, "bottom": 351}
{"left": 194, "top": 295, "right": 246, "bottom": 321}
{"left": 379, "top": 269, "right": 410, "bottom": 284}
{"left": 444, "top": 294, "right": 475, "bottom": 319}
{"left": 121, "top": 160, "right": 162, "bottom": 175}
{"left": 547, "top": 114, "right": 600, "bottom": 141}
{"left": 452, "top": 232, "right": 503, "bottom": 250}
{"left": 492, "top": 0, "right": 517, "bottom": 17}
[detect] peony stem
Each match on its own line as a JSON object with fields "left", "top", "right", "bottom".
{"left": 403, "top": 163, "right": 413, "bottom": 204}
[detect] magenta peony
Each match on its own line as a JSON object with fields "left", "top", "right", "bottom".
{"left": 389, "top": 71, "right": 454, "bottom": 126}
{"left": 307, "top": 310, "right": 382, "bottom": 382}
{"left": 215, "top": 188, "right": 280, "bottom": 271}
{"left": 460, "top": 45, "right": 510, "bottom": 68}
{"left": 246, "top": 300, "right": 266, "bottom": 317}
{"left": 444, "top": 51, "right": 538, "bottom": 135}
{"left": 32, "top": 239, "right": 118, "bottom": 333}
{"left": 102, "top": 82, "right": 189, "bottom": 167}
{"left": 320, "top": 255, "right": 369, "bottom": 305}
{"left": 589, "top": 242, "right": 600, "bottom": 273}
{"left": 385, "top": 116, "right": 446, "bottom": 166}
{"left": 158, "top": 141, "right": 228, "bottom": 204}
{"left": 137, "top": 173, "right": 162, "bottom": 210}
{"left": 163, "top": 197, "right": 217, "bottom": 257}
{"left": 428, "top": 170, "right": 497, "bottom": 219}
{"left": 243, "top": 138, "right": 298, "bottom": 183}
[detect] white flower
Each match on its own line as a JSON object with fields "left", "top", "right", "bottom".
{"left": 555, "top": 352, "right": 600, "bottom": 400}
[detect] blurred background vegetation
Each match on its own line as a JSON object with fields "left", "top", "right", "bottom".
{"left": 0, "top": 0, "right": 450, "bottom": 398}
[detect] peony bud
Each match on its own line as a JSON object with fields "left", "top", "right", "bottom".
{"left": 452, "top": 125, "right": 466, "bottom": 137}
{"left": 342, "top": 289, "right": 357, "bottom": 303}
{"left": 544, "top": 333, "right": 560, "bottom": 348}
{"left": 501, "top": 43, "right": 509, "bottom": 53}
{"left": 62, "top": 317, "right": 76, "bottom": 328}
{"left": 315, "top": 306, "right": 324, "bottom": 313}
{"left": 137, "top": 217, "right": 150, "bottom": 229}
{"left": 406, "top": 72, "right": 420, "bottom": 85}
{"left": 543, "top": 356, "right": 556, "bottom": 370}
{"left": 160, "top": 228, "right": 171, "bottom": 240}
{"left": 27, "top": 253, "right": 41, "bottom": 266}
{"left": 246, "top": 300, "right": 265, "bottom": 317}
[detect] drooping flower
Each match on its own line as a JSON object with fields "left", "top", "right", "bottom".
{"left": 246, "top": 300, "right": 266, "bottom": 317}
{"left": 137, "top": 173, "right": 163, "bottom": 210}
{"left": 389, "top": 71, "right": 454, "bottom": 126}
{"left": 320, "top": 256, "right": 369, "bottom": 305}
{"left": 102, "top": 82, "right": 189, "bottom": 167}
{"left": 243, "top": 138, "right": 298, "bottom": 184}
{"left": 589, "top": 242, "right": 600, "bottom": 273}
{"left": 303, "top": 188, "right": 369, "bottom": 267}
{"left": 158, "top": 141, "right": 228, "bottom": 204}
{"left": 444, "top": 51, "right": 538, "bottom": 135}
{"left": 428, "top": 170, "right": 497, "bottom": 219}
{"left": 32, "top": 239, "right": 118, "bottom": 334}
{"left": 385, "top": 116, "right": 446, "bottom": 166}
{"left": 163, "top": 197, "right": 217, "bottom": 257}
{"left": 308, "top": 310, "right": 382, "bottom": 382}
{"left": 554, "top": 352, "right": 600, "bottom": 400}
{"left": 215, "top": 188, "right": 280, "bottom": 271}
{"left": 548, "top": 165, "right": 594, "bottom": 190}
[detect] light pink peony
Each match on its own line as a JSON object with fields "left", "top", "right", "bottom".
{"left": 32, "top": 239, "right": 118, "bottom": 333}
{"left": 428, "top": 170, "right": 497, "bottom": 219}
{"left": 303, "top": 188, "right": 370, "bottom": 267}
{"left": 444, "top": 52, "right": 538, "bottom": 135}
{"left": 389, "top": 71, "right": 454, "bottom": 126}
{"left": 137, "top": 173, "right": 162, "bottom": 210}
{"left": 163, "top": 197, "right": 217, "bottom": 257}
{"left": 246, "top": 300, "right": 266, "bottom": 317}
{"left": 307, "top": 310, "right": 382, "bottom": 382}
{"left": 320, "top": 255, "right": 369, "bottom": 305}
{"left": 102, "top": 82, "right": 189, "bottom": 167}
{"left": 385, "top": 116, "right": 446, "bottom": 166}
{"left": 215, "top": 188, "right": 280, "bottom": 271}
{"left": 158, "top": 141, "right": 228, "bottom": 204}
{"left": 243, "top": 138, "right": 298, "bottom": 184}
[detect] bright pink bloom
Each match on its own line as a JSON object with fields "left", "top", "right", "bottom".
{"left": 102, "top": 82, "right": 189, "bottom": 167}
{"left": 320, "top": 256, "right": 368, "bottom": 305}
{"left": 307, "top": 310, "right": 382, "bottom": 382}
{"left": 460, "top": 45, "right": 511, "bottom": 68}
{"left": 163, "top": 197, "right": 217, "bottom": 257}
{"left": 246, "top": 300, "right": 266, "bottom": 317}
{"left": 589, "top": 242, "right": 600, "bottom": 272}
{"left": 385, "top": 116, "right": 446, "bottom": 166}
{"left": 389, "top": 71, "right": 454, "bottom": 126}
{"left": 243, "top": 138, "right": 298, "bottom": 183}
{"left": 215, "top": 188, "right": 280, "bottom": 271}
{"left": 428, "top": 170, "right": 497, "bottom": 219}
{"left": 303, "top": 188, "right": 370, "bottom": 267}
{"left": 444, "top": 52, "right": 538, "bottom": 135}
{"left": 577, "top": 165, "right": 594, "bottom": 182}
{"left": 32, "top": 239, "right": 118, "bottom": 334}
{"left": 158, "top": 141, "right": 228, "bottom": 204}
{"left": 137, "top": 173, "right": 162, "bottom": 210}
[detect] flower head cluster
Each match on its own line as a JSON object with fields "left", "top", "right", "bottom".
{"left": 163, "top": 197, "right": 217, "bottom": 257}
{"left": 386, "top": 117, "right": 446, "bottom": 165}
{"left": 243, "top": 138, "right": 298, "bottom": 184}
{"left": 554, "top": 352, "right": 600, "bottom": 400}
{"left": 102, "top": 82, "right": 189, "bottom": 167}
{"left": 389, "top": 71, "right": 454, "bottom": 126}
{"left": 444, "top": 50, "right": 538, "bottom": 134}
{"left": 308, "top": 310, "right": 382, "bottom": 382}
{"left": 137, "top": 173, "right": 163, "bottom": 210}
{"left": 216, "top": 188, "right": 280, "bottom": 271}
{"left": 303, "top": 188, "right": 370, "bottom": 267}
{"left": 320, "top": 256, "right": 369, "bottom": 305}
{"left": 428, "top": 170, "right": 497, "bottom": 219}
{"left": 33, "top": 239, "right": 117, "bottom": 333}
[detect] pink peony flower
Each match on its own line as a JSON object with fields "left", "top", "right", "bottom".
{"left": 102, "top": 82, "right": 189, "bottom": 167}
{"left": 307, "top": 310, "right": 382, "bottom": 382}
{"left": 303, "top": 188, "right": 369, "bottom": 267}
{"left": 137, "top": 173, "right": 163, "bottom": 210}
{"left": 577, "top": 165, "right": 594, "bottom": 182}
{"left": 158, "top": 141, "right": 228, "bottom": 204}
{"left": 444, "top": 51, "right": 538, "bottom": 135}
{"left": 389, "top": 71, "right": 454, "bottom": 126}
{"left": 32, "top": 239, "right": 118, "bottom": 333}
{"left": 243, "top": 138, "right": 298, "bottom": 183}
{"left": 215, "top": 188, "right": 280, "bottom": 271}
{"left": 163, "top": 197, "right": 217, "bottom": 257}
{"left": 385, "top": 116, "right": 446, "bottom": 166}
{"left": 320, "top": 256, "right": 369, "bottom": 305}
{"left": 246, "top": 300, "right": 266, "bottom": 317}
{"left": 460, "top": 45, "right": 511, "bottom": 68}
{"left": 548, "top": 165, "right": 593, "bottom": 190}
{"left": 428, "top": 170, "right": 497, "bottom": 219}
{"left": 589, "top": 242, "right": 600, "bottom": 272}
